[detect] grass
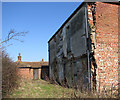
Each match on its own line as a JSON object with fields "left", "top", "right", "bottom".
{"left": 7, "top": 79, "right": 77, "bottom": 98}
{"left": 5, "top": 79, "right": 118, "bottom": 98}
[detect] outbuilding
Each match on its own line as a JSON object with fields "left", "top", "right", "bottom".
{"left": 16, "top": 53, "right": 49, "bottom": 80}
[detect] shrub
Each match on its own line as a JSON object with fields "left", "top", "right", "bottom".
{"left": 2, "top": 51, "right": 20, "bottom": 97}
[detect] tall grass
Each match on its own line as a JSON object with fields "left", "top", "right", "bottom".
{"left": 2, "top": 51, "right": 20, "bottom": 97}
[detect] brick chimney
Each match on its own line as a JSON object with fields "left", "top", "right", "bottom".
{"left": 42, "top": 59, "right": 44, "bottom": 62}
{"left": 18, "top": 53, "right": 21, "bottom": 61}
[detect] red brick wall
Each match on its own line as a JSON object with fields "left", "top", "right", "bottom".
{"left": 39, "top": 69, "right": 41, "bottom": 79}
{"left": 88, "top": 2, "right": 119, "bottom": 92}
{"left": 17, "top": 68, "right": 33, "bottom": 79}
{"left": 17, "top": 68, "right": 42, "bottom": 79}
{"left": 95, "top": 2, "right": 118, "bottom": 92}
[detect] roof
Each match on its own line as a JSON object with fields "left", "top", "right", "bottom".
{"left": 16, "top": 61, "right": 49, "bottom": 68}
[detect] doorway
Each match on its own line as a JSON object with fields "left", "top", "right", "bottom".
{"left": 33, "top": 69, "right": 39, "bottom": 79}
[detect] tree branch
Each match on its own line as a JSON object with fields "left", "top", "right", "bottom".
{"left": 1, "top": 30, "right": 28, "bottom": 44}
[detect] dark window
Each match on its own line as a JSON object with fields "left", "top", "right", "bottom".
{"left": 66, "top": 25, "right": 71, "bottom": 53}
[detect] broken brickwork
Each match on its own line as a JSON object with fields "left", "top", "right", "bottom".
{"left": 88, "top": 2, "right": 119, "bottom": 92}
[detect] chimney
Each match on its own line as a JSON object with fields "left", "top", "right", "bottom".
{"left": 42, "top": 59, "right": 44, "bottom": 62}
{"left": 18, "top": 53, "right": 21, "bottom": 61}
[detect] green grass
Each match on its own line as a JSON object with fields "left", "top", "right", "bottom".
{"left": 6, "top": 79, "right": 118, "bottom": 98}
{"left": 7, "top": 79, "right": 77, "bottom": 98}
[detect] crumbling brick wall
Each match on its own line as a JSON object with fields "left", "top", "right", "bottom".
{"left": 88, "top": 2, "right": 119, "bottom": 92}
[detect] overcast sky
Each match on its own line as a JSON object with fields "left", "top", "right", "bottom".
{"left": 2, "top": 2, "right": 81, "bottom": 62}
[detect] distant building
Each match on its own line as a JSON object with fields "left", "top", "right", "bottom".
{"left": 16, "top": 53, "right": 49, "bottom": 80}
{"left": 48, "top": 2, "right": 119, "bottom": 93}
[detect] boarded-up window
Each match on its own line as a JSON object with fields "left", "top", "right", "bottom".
{"left": 66, "top": 26, "right": 71, "bottom": 53}
{"left": 71, "top": 6, "right": 85, "bottom": 36}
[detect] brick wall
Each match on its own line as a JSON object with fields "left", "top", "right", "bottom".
{"left": 88, "top": 2, "right": 119, "bottom": 92}
{"left": 17, "top": 68, "right": 33, "bottom": 79}
{"left": 39, "top": 69, "right": 41, "bottom": 79}
{"left": 18, "top": 68, "right": 42, "bottom": 79}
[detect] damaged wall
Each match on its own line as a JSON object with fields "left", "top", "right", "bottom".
{"left": 48, "top": 3, "right": 90, "bottom": 89}
{"left": 88, "top": 2, "right": 119, "bottom": 93}
{"left": 48, "top": 2, "right": 119, "bottom": 93}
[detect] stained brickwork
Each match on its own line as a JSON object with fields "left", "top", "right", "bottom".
{"left": 118, "top": 3, "right": 120, "bottom": 95}
{"left": 88, "top": 2, "right": 119, "bottom": 92}
{"left": 95, "top": 2, "right": 119, "bottom": 92}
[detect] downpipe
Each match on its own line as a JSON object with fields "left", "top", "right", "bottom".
{"left": 85, "top": 2, "right": 91, "bottom": 91}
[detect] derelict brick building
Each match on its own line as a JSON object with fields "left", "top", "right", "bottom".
{"left": 48, "top": 2, "right": 119, "bottom": 92}
{"left": 16, "top": 53, "right": 49, "bottom": 80}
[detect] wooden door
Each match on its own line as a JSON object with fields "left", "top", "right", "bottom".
{"left": 33, "top": 69, "right": 39, "bottom": 79}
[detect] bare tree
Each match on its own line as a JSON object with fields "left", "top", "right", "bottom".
{"left": 0, "top": 29, "right": 28, "bottom": 49}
